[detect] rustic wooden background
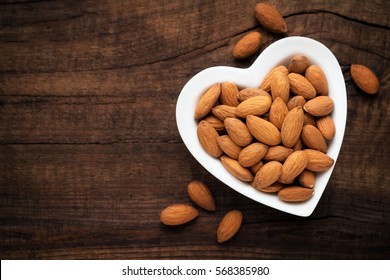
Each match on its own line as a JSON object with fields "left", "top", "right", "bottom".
{"left": 1, "top": 0, "right": 389, "bottom": 259}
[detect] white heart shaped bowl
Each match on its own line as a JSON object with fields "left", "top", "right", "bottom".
{"left": 176, "top": 36, "right": 347, "bottom": 217}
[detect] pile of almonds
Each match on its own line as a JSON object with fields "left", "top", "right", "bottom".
{"left": 160, "top": 180, "right": 242, "bottom": 243}
{"left": 196, "top": 55, "right": 335, "bottom": 202}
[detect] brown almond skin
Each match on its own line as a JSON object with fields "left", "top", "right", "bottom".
{"left": 236, "top": 96, "right": 272, "bottom": 118}
{"left": 257, "top": 182, "right": 286, "bottom": 193}
{"left": 281, "top": 106, "right": 304, "bottom": 148}
{"left": 217, "top": 210, "right": 243, "bottom": 243}
{"left": 304, "top": 113, "right": 317, "bottom": 127}
{"left": 250, "top": 160, "right": 264, "bottom": 174}
{"left": 280, "top": 150, "right": 309, "bottom": 184}
{"left": 160, "top": 204, "right": 199, "bottom": 226}
{"left": 238, "top": 88, "right": 271, "bottom": 102}
{"left": 278, "top": 186, "right": 314, "bottom": 202}
{"left": 252, "top": 161, "right": 283, "bottom": 190}
{"left": 197, "top": 120, "right": 223, "bottom": 158}
{"left": 304, "top": 96, "right": 334, "bottom": 117}
{"left": 304, "top": 149, "right": 334, "bottom": 172}
{"left": 224, "top": 118, "right": 253, "bottom": 147}
{"left": 187, "top": 180, "right": 216, "bottom": 211}
{"left": 287, "top": 95, "right": 306, "bottom": 111}
{"left": 220, "top": 155, "right": 254, "bottom": 182}
{"left": 269, "top": 97, "right": 289, "bottom": 130}
{"left": 212, "top": 105, "right": 237, "bottom": 121}
{"left": 263, "top": 145, "right": 294, "bottom": 162}
{"left": 246, "top": 115, "right": 281, "bottom": 146}
{"left": 316, "top": 115, "right": 336, "bottom": 140}
{"left": 298, "top": 170, "right": 316, "bottom": 189}
{"left": 271, "top": 71, "right": 290, "bottom": 104}
{"left": 221, "top": 81, "right": 240, "bottom": 106}
{"left": 293, "top": 138, "right": 303, "bottom": 151}
{"left": 232, "top": 31, "right": 262, "bottom": 59}
{"left": 204, "top": 115, "right": 225, "bottom": 132}
{"left": 260, "top": 65, "right": 289, "bottom": 92}
{"left": 301, "top": 125, "right": 328, "bottom": 153}
{"left": 350, "top": 64, "right": 380, "bottom": 94}
{"left": 255, "top": 3, "right": 287, "bottom": 33}
{"left": 288, "top": 55, "right": 309, "bottom": 74}
{"left": 238, "top": 142, "right": 268, "bottom": 167}
{"left": 194, "top": 83, "right": 221, "bottom": 119}
{"left": 217, "top": 135, "right": 242, "bottom": 160}
{"left": 288, "top": 73, "right": 316, "bottom": 100}
{"left": 305, "top": 65, "right": 328, "bottom": 96}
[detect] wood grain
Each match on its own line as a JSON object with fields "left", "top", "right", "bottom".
{"left": 0, "top": 0, "right": 389, "bottom": 259}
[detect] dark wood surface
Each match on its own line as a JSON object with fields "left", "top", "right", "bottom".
{"left": 1, "top": 0, "right": 389, "bottom": 259}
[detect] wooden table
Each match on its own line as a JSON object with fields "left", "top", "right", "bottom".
{"left": 1, "top": 0, "right": 389, "bottom": 259}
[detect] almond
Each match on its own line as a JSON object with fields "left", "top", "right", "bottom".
{"left": 236, "top": 96, "right": 271, "bottom": 118}
{"left": 246, "top": 115, "right": 281, "bottom": 146}
{"left": 238, "top": 88, "right": 271, "bottom": 102}
{"left": 293, "top": 138, "right": 303, "bottom": 151}
{"left": 217, "top": 210, "right": 243, "bottom": 243}
{"left": 197, "top": 120, "right": 223, "bottom": 158}
{"left": 204, "top": 115, "right": 225, "bottom": 132}
{"left": 288, "top": 73, "right": 316, "bottom": 100}
{"left": 260, "top": 65, "right": 289, "bottom": 92}
{"left": 232, "top": 31, "right": 262, "bottom": 59}
{"left": 288, "top": 55, "right": 309, "bottom": 74}
{"left": 303, "top": 113, "right": 317, "bottom": 127}
{"left": 252, "top": 161, "right": 282, "bottom": 190}
{"left": 212, "top": 105, "right": 237, "bottom": 120}
{"left": 279, "top": 150, "right": 309, "bottom": 184}
{"left": 194, "top": 83, "right": 221, "bottom": 119}
{"left": 224, "top": 117, "right": 253, "bottom": 147}
{"left": 301, "top": 125, "right": 327, "bottom": 153}
{"left": 287, "top": 95, "right": 306, "bottom": 111}
{"left": 238, "top": 142, "right": 268, "bottom": 167}
{"left": 220, "top": 81, "right": 240, "bottom": 106}
{"left": 281, "top": 106, "right": 304, "bottom": 148}
{"left": 298, "top": 170, "right": 315, "bottom": 189}
{"left": 187, "top": 180, "right": 216, "bottom": 211}
{"left": 269, "top": 97, "right": 289, "bottom": 130}
{"left": 303, "top": 96, "right": 334, "bottom": 117}
{"left": 263, "top": 145, "right": 293, "bottom": 162}
{"left": 220, "top": 155, "right": 254, "bottom": 182}
{"left": 217, "top": 135, "right": 242, "bottom": 160}
{"left": 305, "top": 65, "right": 328, "bottom": 96}
{"left": 278, "top": 186, "right": 314, "bottom": 202}
{"left": 160, "top": 204, "right": 199, "bottom": 226}
{"left": 254, "top": 3, "right": 287, "bottom": 33}
{"left": 250, "top": 160, "right": 264, "bottom": 174}
{"left": 304, "top": 149, "right": 334, "bottom": 172}
{"left": 271, "top": 70, "right": 290, "bottom": 103}
{"left": 257, "top": 182, "right": 285, "bottom": 193}
{"left": 316, "top": 115, "right": 336, "bottom": 140}
{"left": 350, "top": 64, "right": 380, "bottom": 94}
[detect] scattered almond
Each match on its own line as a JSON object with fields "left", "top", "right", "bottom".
{"left": 350, "top": 64, "right": 380, "bottom": 94}
{"left": 217, "top": 210, "right": 243, "bottom": 243}
{"left": 232, "top": 31, "right": 262, "bottom": 59}
{"left": 187, "top": 180, "right": 216, "bottom": 211}
{"left": 254, "top": 3, "right": 287, "bottom": 33}
{"left": 160, "top": 204, "right": 199, "bottom": 226}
